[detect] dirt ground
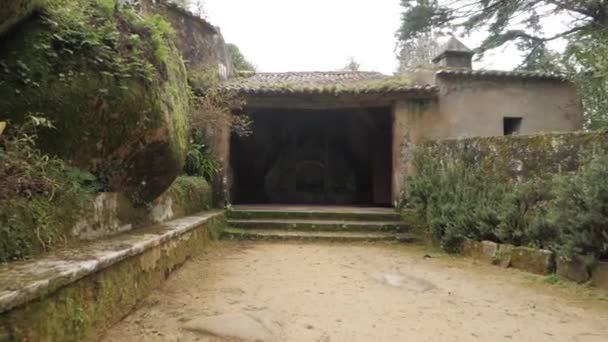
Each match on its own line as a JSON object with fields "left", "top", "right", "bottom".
{"left": 102, "top": 242, "right": 608, "bottom": 342}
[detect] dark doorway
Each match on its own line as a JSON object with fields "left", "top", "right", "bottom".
{"left": 231, "top": 107, "right": 393, "bottom": 205}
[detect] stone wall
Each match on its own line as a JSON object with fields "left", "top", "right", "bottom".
{"left": 72, "top": 176, "right": 212, "bottom": 241}
{"left": 0, "top": 212, "right": 225, "bottom": 341}
{"left": 416, "top": 131, "right": 608, "bottom": 181}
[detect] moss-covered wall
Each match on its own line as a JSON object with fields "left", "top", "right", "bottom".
{"left": 417, "top": 131, "right": 608, "bottom": 181}
{"left": 0, "top": 214, "right": 225, "bottom": 342}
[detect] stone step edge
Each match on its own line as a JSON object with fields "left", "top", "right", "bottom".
{"left": 226, "top": 209, "right": 404, "bottom": 221}
{"left": 221, "top": 228, "right": 415, "bottom": 243}
{"left": 227, "top": 219, "right": 407, "bottom": 225}
{"left": 0, "top": 210, "right": 224, "bottom": 314}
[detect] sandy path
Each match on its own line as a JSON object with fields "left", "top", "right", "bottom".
{"left": 102, "top": 242, "right": 608, "bottom": 342}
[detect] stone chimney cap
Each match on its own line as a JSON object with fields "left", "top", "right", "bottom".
{"left": 432, "top": 37, "right": 474, "bottom": 63}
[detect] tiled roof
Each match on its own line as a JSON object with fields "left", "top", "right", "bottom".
{"left": 436, "top": 69, "right": 567, "bottom": 81}
{"left": 432, "top": 37, "right": 474, "bottom": 62}
{"left": 223, "top": 71, "right": 438, "bottom": 95}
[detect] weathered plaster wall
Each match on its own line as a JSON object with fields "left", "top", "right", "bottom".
{"left": 435, "top": 76, "right": 583, "bottom": 138}
{"left": 418, "top": 131, "right": 608, "bottom": 181}
{"left": 391, "top": 99, "right": 440, "bottom": 205}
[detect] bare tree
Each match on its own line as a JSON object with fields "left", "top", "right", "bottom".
{"left": 342, "top": 57, "right": 361, "bottom": 72}
{"left": 396, "top": 32, "right": 440, "bottom": 71}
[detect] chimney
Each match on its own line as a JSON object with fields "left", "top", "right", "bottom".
{"left": 432, "top": 37, "right": 474, "bottom": 69}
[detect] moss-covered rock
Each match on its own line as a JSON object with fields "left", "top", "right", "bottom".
{"left": 556, "top": 256, "right": 591, "bottom": 283}
{"left": 150, "top": 176, "right": 213, "bottom": 221}
{"left": 0, "top": 0, "right": 189, "bottom": 203}
{"left": 0, "top": 0, "right": 40, "bottom": 36}
{"left": 510, "top": 246, "right": 555, "bottom": 275}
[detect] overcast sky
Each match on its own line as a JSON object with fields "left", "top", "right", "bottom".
{"left": 203, "top": 0, "right": 567, "bottom": 75}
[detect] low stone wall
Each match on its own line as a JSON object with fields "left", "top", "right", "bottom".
{"left": 0, "top": 211, "right": 225, "bottom": 341}
{"left": 73, "top": 176, "right": 212, "bottom": 241}
{"left": 418, "top": 131, "right": 608, "bottom": 180}
{"left": 462, "top": 240, "right": 608, "bottom": 287}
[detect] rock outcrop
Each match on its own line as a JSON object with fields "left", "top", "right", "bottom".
{"left": 0, "top": 0, "right": 40, "bottom": 36}
{"left": 0, "top": 0, "right": 189, "bottom": 202}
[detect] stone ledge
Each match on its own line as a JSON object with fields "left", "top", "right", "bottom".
{"left": 0, "top": 211, "right": 223, "bottom": 315}
{"left": 510, "top": 246, "right": 555, "bottom": 275}
{"left": 461, "top": 240, "right": 555, "bottom": 275}
{"left": 556, "top": 256, "right": 591, "bottom": 283}
{"left": 592, "top": 262, "right": 608, "bottom": 290}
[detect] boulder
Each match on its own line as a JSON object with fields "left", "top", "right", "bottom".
{"left": 496, "top": 243, "right": 514, "bottom": 268}
{"left": 0, "top": 0, "right": 189, "bottom": 203}
{"left": 461, "top": 239, "right": 481, "bottom": 258}
{"left": 556, "top": 256, "right": 591, "bottom": 283}
{"left": 510, "top": 246, "right": 555, "bottom": 275}
{"left": 591, "top": 261, "right": 608, "bottom": 290}
{"left": 461, "top": 240, "right": 499, "bottom": 264}
{"left": 0, "top": 0, "right": 39, "bottom": 36}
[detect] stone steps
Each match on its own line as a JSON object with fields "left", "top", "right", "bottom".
{"left": 226, "top": 206, "right": 403, "bottom": 222}
{"left": 221, "top": 228, "right": 415, "bottom": 243}
{"left": 226, "top": 219, "right": 408, "bottom": 232}
{"left": 223, "top": 206, "right": 414, "bottom": 243}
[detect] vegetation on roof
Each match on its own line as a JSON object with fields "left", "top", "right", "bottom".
{"left": 225, "top": 73, "right": 425, "bottom": 95}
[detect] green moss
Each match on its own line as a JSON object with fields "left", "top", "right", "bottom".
{"left": 420, "top": 131, "right": 608, "bottom": 181}
{"left": 167, "top": 176, "right": 213, "bottom": 214}
{"left": 228, "top": 74, "right": 413, "bottom": 95}
{"left": 0, "top": 120, "right": 96, "bottom": 262}
{"left": 188, "top": 66, "right": 220, "bottom": 90}
{"left": 0, "top": 214, "right": 226, "bottom": 341}
{"left": 400, "top": 209, "right": 427, "bottom": 237}
{"left": 0, "top": 0, "right": 190, "bottom": 202}
{"left": 0, "top": 0, "right": 41, "bottom": 36}
{"left": 0, "top": 196, "right": 87, "bottom": 262}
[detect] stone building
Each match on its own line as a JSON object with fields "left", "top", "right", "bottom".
{"left": 222, "top": 38, "right": 583, "bottom": 207}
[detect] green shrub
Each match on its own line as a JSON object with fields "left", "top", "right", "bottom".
{"left": 184, "top": 141, "right": 220, "bottom": 182}
{"left": 546, "top": 154, "right": 608, "bottom": 259}
{"left": 408, "top": 149, "right": 510, "bottom": 252}
{"left": 407, "top": 145, "right": 608, "bottom": 261}
{"left": 0, "top": 117, "right": 96, "bottom": 262}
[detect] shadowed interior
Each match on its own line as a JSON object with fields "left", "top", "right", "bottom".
{"left": 231, "top": 107, "right": 392, "bottom": 205}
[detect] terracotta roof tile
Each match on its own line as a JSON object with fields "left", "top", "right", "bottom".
{"left": 436, "top": 69, "right": 567, "bottom": 81}
{"left": 223, "top": 71, "right": 438, "bottom": 96}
